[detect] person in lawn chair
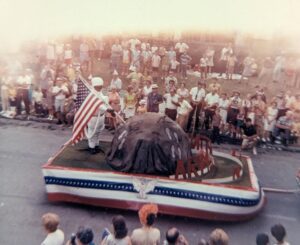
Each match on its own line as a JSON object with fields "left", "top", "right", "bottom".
{"left": 87, "top": 77, "right": 115, "bottom": 154}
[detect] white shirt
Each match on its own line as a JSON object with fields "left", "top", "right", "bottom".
{"left": 205, "top": 93, "right": 220, "bottom": 106}
{"left": 41, "top": 229, "right": 64, "bottom": 245}
{"left": 164, "top": 93, "right": 179, "bottom": 110}
{"left": 190, "top": 87, "right": 206, "bottom": 102}
{"left": 17, "top": 75, "right": 32, "bottom": 89}
{"left": 64, "top": 50, "right": 72, "bottom": 59}
{"left": 175, "top": 42, "right": 189, "bottom": 53}
{"left": 32, "top": 91, "right": 43, "bottom": 103}
{"left": 170, "top": 60, "right": 180, "bottom": 70}
{"left": 52, "top": 85, "right": 68, "bottom": 100}
{"left": 218, "top": 98, "right": 229, "bottom": 110}
{"left": 168, "top": 50, "right": 176, "bottom": 62}
{"left": 110, "top": 78, "right": 122, "bottom": 90}
{"left": 152, "top": 55, "right": 161, "bottom": 68}
{"left": 220, "top": 47, "right": 233, "bottom": 61}
{"left": 143, "top": 86, "right": 152, "bottom": 97}
{"left": 128, "top": 38, "right": 141, "bottom": 50}
{"left": 178, "top": 99, "right": 192, "bottom": 115}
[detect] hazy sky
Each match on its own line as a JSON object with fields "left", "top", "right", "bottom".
{"left": 0, "top": 0, "right": 299, "bottom": 50}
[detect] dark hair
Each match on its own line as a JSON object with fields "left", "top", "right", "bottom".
{"left": 76, "top": 227, "right": 94, "bottom": 244}
{"left": 271, "top": 224, "right": 286, "bottom": 243}
{"left": 245, "top": 118, "right": 252, "bottom": 123}
{"left": 146, "top": 213, "right": 156, "bottom": 226}
{"left": 112, "top": 215, "right": 128, "bottom": 239}
{"left": 166, "top": 227, "right": 180, "bottom": 244}
{"left": 256, "top": 233, "right": 269, "bottom": 245}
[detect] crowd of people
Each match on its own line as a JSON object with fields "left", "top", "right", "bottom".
{"left": 0, "top": 36, "right": 300, "bottom": 154}
{"left": 41, "top": 204, "right": 291, "bottom": 245}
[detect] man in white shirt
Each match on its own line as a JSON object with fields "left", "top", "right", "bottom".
{"left": 175, "top": 42, "right": 189, "bottom": 60}
{"left": 152, "top": 51, "right": 161, "bottom": 71}
{"left": 164, "top": 89, "right": 180, "bottom": 121}
{"left": 219, "top": 43, "right": 233, "bottom": 77}
{"left": 177, "top": 96, "right": 192, "bottom": 130}
{"left": 204, "top": 89, "right": 220, "bottom": 129}
{"left": 16, "top": 71, "right": 32, "bottom": 116}
{"left": 52, "top": 78, "right": 69, "bottom": 124}
{"left": 110, "top": 70, "right": 122, "bottom": 91}
{"left": 187, "top": 81, "right": 206, "bottom": 133}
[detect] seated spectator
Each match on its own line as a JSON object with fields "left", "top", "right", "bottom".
{"left": 241, "top": 118, "right": 258, "bottom": 155}
{"left": 271, "top": 224, "right": 290, "bottom": 245}
{"left": 41, "top": 212, "right": 64, "bottom": 245}
{"left": 131, "top": 204, "right": 160, "bottom": 245}
{"left": 272, "top": 111, "right": 294, "bottom": 146}
{"left": 101, "top": 215, "right": 131, "bottom": 245}
{"left": 209, "top": 228, "right": 229, "bottom": 245}
{"left": 164, "top": 227, "right": 189, "bottom": 245}
{"left": 256, "top": 233, "right": 269, "bottom": 245}
{"left": 66, "top": 226, "right": 94, "bottom": 245}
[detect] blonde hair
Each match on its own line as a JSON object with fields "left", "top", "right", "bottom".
{"left": 209, "top": 229, "right": 229, "bottom": 245}
{"left": 42, "top": 213, "right": 60, "bottom": 233}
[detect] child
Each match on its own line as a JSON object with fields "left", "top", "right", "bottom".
{"left": 170, "top": 57, "right": 180, "bottom": 73}
{"left": 136, "top": 99, "right": 147, "bottom": 115}
{"left": 211, "top": 108, "right": 222, "bottom": 144}
{"left": 271, "top": 224, "right": 290, "bottom": 245}
{"left": 236, "top": 109, "right": 245, "bottom": 138}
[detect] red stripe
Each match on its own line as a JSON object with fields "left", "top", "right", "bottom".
{"left": 74, "top": 93, "right": 94, "bottom": 121}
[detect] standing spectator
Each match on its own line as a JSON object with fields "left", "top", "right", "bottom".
{"left": 0, "top": 80, "right": 9, "bottom": 113}
{"left": 241, "top": 118, "right": 258, "bottom": 155}
{"left": 187, "top": 81, "right": 206, "bottom": 133}
{"left": 208, "top": 79, "right": 221, "bottom": 94}
{"left": 241, "top": 56, "right": 255, "bottom": 80}
{"left": 177, "top": 95, "right": 192, "bottom": 131}
{"left": 204, "top": 89, "right": 220, "bottom": 130}
{"left": 165, "top": 80, "right": 176, "bottom": 94}
{"left": 170, "top": 57, "right": 180, "bottom": 73}
{"left": 253, "top": 95, "right": 266, "bottom": 140}
{"left": 259, "top": 57, "right": 273, "bottom": 83}
{"left": 122, "top": 46, "right": 131, "bottom": 76}
{"left": 46, "top": 79, "right": 54, "bottom": 120}
{"left": 64, "top": 44, "right": 73, "bottom": 66}
{"left": 176, "top": 83, "right": 189, "bottom": 99}
{"left": 271, "top": 224, "right": 290, "bottom": 245}
{"left": 272, "top": 111, "right": 294, "bottom": 146}
{"left": 175, "top": 41, "right": 189, "bottom": 60}
{"left": 211, "top": 108, "right": 222, "bottom": 144}
{"left": 161, "top": 54, "right": 170, "bottom": 79}
{"left": 126, "top": 66, "right": 143, "bottom": 84}
{"left": 80, "top": 40, "right": 90, "bottom": 65}
{"left": 227, "top": 91, "right": 242, "bottom": 137}
{"left": 131, "top": 45, "right": 141, "bottom": 71}
{"left": 41, "top": 213, "right": 64, "bottom": 245}
{"left": 209, "top": 228, "right": 229, "bottom": 245}
{"left": 256, "top": 233, "right": 269, "bottom": 245}
{"left": 264, "top": 101, "right": 278, "bottom": 142}
{"left": 66, "top": 227, "right": 94, "bottom": 245}
{"left": 46, "top": 41, "right": 56, "bottom": 65}
{"left": 110, "top": 70, "right": 122, "bottom": 92}
{"left": 111, "top": 40, "right": 123, "bottom": 73}
{"left": 101, "top": 215, "right": 131, "bottom": 245}
{"left": 167, "top": 46, "right": 176, "bottom": 64}
{"left": 219, "top": 43, "right": 233, "bottom": 77}
{"left": 141, "top": 44, "right": 152, "bottom": 75}
{"left": 40, "top": 65, "right": 55, "bottom": 98}
{"left": 143, "top": 77, "right": 153, "bottom": 100}
{"left": 107, "top": 85, "right": 121, "bottom": 129}
{"left": 164, "top": 89, "right": 180, "bottom": 121}
{"left": 165, "top": 71, "right": 178, "bottom": 89}
{"left": 180, "top": 52, "right": 192, "bottom": 79}
{"left": 52, "top": 78, "right": 69, "bottom": 124}
{"left": 32, "top": 87, "right": 44, "bottom": 116}
{"left": 151, "top": 51, "right": 161, "bottom": 82}
{"left": 131, "top": 204, "right": 160, "bottom": 245}
{"left": 96, "top": 37, "right": 105, "bottom": 60}
{"left": 218, "top": 93, "right": 229, "bottom": 133}
{"left": 199, "top": 56, "right": 208, "bottom": 79}
{"left": 273, "top": 54, "right": 286, "bottom": 84}
{"left": 226, "top": 54, "right": 237, "bottom": 80}
{"left": 205, "top": 46, "right": 215, "bottom": 77}
{"left": 123, "top": 85, "right": 136, "bottom": 120}
{"left": 16, "top": 70, "right": 32, "bottom": 116}
{"left": 164, "top": 227, "right": 189, "bottom": 245}
{"left": 272, "top": 91, "right": 287, "bottom": 119}
{"left": 285, "top": 90, "right": 296, "bottom": 110}
{"left": 136, "top": 99, "right": 147, "bottom": 115}
{"left": 147, "top": 84, "right": 163, "bottom": 113}
{"left": 242, "top": 93, "right": 253, "bottom": 118}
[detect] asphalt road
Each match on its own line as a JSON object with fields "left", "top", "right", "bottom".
{"left": 0, "top": 119, "right": 299, "bottom": 244}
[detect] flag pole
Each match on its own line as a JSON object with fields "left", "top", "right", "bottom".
{"left": 79, "top": 75, "right": 126, "bottom": 124}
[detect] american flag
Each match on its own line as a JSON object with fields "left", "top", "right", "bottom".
{"left": 72, "top": 78, "right": 103, "bottom": 144}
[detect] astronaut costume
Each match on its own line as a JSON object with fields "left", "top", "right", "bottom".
{"left": 86, "top": 77, "right": 109, "bottom": 154}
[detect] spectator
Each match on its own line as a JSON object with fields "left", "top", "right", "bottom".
{"left": 209, "top": 228, "right": 229, "bottom": 245}
{"left": 273, "top": 91, "right": 287, "bottom": 119}
{"left": 164, "top": 227, "right": 189, "bottom": 245}
{"left": 177, "top": 95, "right": 192, "bottom": 131}
{"left": 143, "top": 77, "right": 153, "bottom": 100}
{"left": 110, "top": 70, "right": 122, "bottom": 92}
{"left": 101, "top": 215, "right": 131, "bottom": 245}
{"left": 273, "top": 54, "right": 286, "bottom": 84}
{"left": 187, "top": 81, "right": 206, "bottom": 133}
{"left": 176, "top": 83, "right": 189, "bottom": 99}
{"left": 226, "top": 53, "right": 237, "bottom": 80}
{"left": 272, "top": 111, "right": 294, "bottom": 146}
{"left": 123, "top": 85, "right": 136, "bottom": 120}
{"left": 52, "top": 77, "right": 69, "bottom": 124}
{"left": 205, "top": 46, "right": 215, "bottom": 77}
{"left": 167, "top": 47, "right": 176, "bottom": 65}
{"left": 180, "top": 51, "right": 192, "bottom": 79}
{"left": 64, "top": 44, "right": 73, "bottom": 66}
{"left": 165, "top": 79, "right": 176, "bottom": 94}
{"left": 207, "top": 79, "right": 221, "bottom": 94}
{"left": 66, "top": 227, "right": 94, "bottom": 245}
{"left": 271, "top": 224, "right": 290, "bottom": 245}
{"left": 264, "top": 101, "right": 278, "bottom": 141}
{"left": 164, "top": 88, "right": 180, "bottom": 121}
{"left": 253, "top": 95, "right": 266, "bottom": 140}
{"left": 80, "top": 40, "right": 90, "bottom": 65}
{"left": 161, "top": 54, "right": 170, "bottom": 79}
{"left": 147, "top": 84, "right": 163, "bottom": 113}
{"left": 122, "top": 46, "right": 131, "bottom": 76}
{"left": 165, "top": 71, "right": 178, "bottom": 89}
{"left": 175, "top": 41, "right": 189, "bottom": 60}
{"left": 199, "top": 56, "right": 208, "bottom": 79}
{"left": 41, "top": 212, "right": 64, "bottom": 245}
{"left": 40, "top": 64, "right": 55, "bottom": 98}
{"left": 141, "top": 44, "right": 152, "bottom": 75}
{"left": 151, "top": 51, "right": 161, "bottom": 81}
{"left": 131, "top": 45, "right": 141, "bottom": 71}
{"left": 256, "top": 233, "right": 270, "bottom": 245}
{"left": 16, "top": 70, "right": 32, "bottom": 116}
{"left": 204, "top": 89, "right": 220, "bottom": 130}
{"left": 259, "top": 57, "right": 273, "bottom": 84}
{"left": 108, "top": 85, "right": 121, "bottom": 129}
{"left": 111, "top": 40, "right": 123, "bottom": 72}
{"left": 170, "top": 57, "right": 180, "bottom": 74}
{"left": 218, "top": 93, "right": 229, "bottom": 133}
{"left": 211, "top": 108, "right": 222, "bottom": 144}
{"left": 32, "top": 87, "right": 45, "bottom": 116}
{"left": 126, "top": 66, "right": 143, "bottom": 84}
{"left": 131, "top": 204, "right": 160, "bottom": 245}
{"left": 219, "top": 43, "right": 233, "bottom": 77}
{"left": 227, "top": 91, "right": 242, "bottom": 137}
{"left": 241, "top": 118, "right": 258, "bottom": 155}
{"left": 136, "top": 99, "right": 147, "bottom": 115}
{"left": 0, "top": 80, "right": 9, "bottom": 113}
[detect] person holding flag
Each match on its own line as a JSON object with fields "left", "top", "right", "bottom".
{"left": 72, "top": 76, "right": 115, "bottom": 154}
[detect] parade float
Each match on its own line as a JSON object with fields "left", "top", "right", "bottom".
{"left": 42, "top": 113, "right": 266, "bottom": 221}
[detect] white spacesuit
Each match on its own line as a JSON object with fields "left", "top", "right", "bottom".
{"left": 86, "top": 77, "right": 110, "bottom": 154}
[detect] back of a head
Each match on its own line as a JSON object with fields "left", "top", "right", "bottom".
{"left": 76, "top": 226, "right": 94, "bottom": 245}
{"left": 271, "top": 224, "right": 286, "bottom": 243}
{"left": 166, "top": 227, "right": 180, "bottom": 244}
{"left": 42, "top": 213, "right": 60, "bottom": 233}
{"left": 138, "top": 203, "right": 158, "bottom": 227}
{"left": 256, "top": 233, "right": 269, "bottom": 245}
{"left": 209, "top": 229, "right": 229, "bottom": 245}
{"left": 112, "top": 215, "right": 128, "bottom": 239}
